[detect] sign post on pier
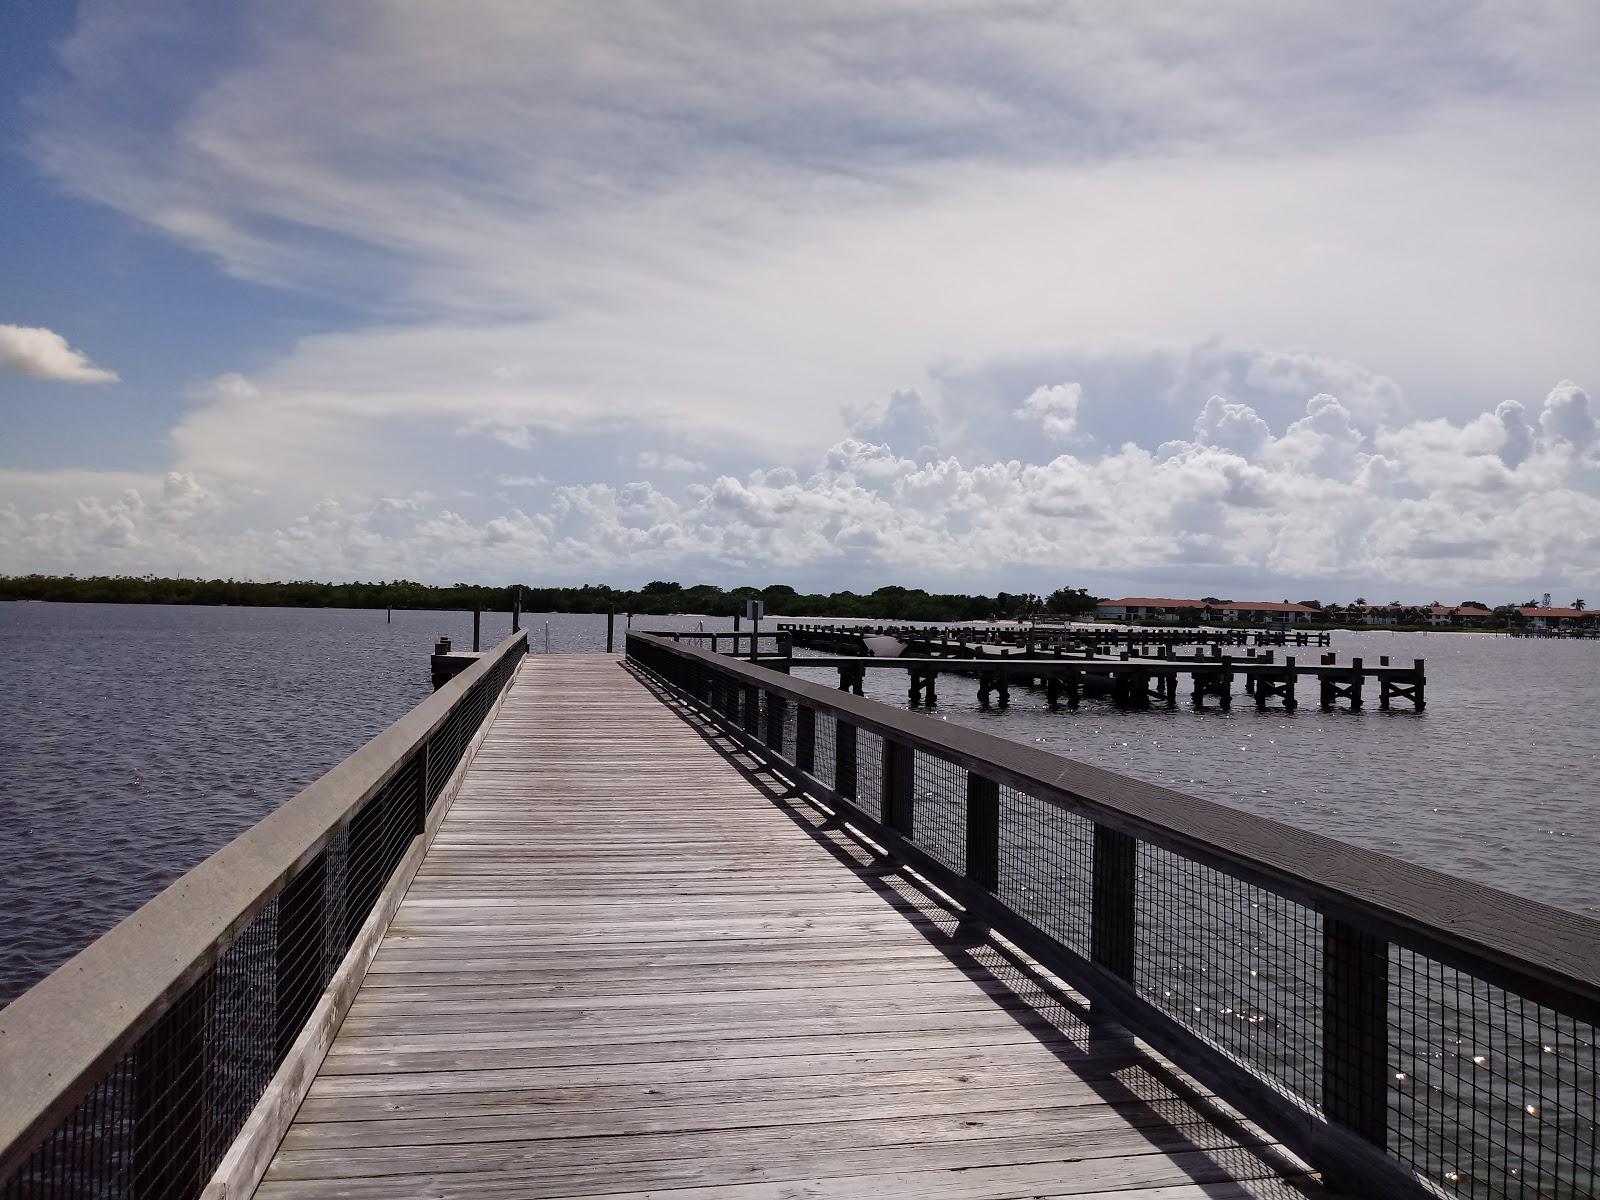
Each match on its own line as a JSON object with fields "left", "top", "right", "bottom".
{"left": 746, "top": 599, "right": 764, "bottom": 662}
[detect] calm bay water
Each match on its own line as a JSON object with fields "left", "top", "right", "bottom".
{"left": 792, "top": 624, "right": 1600, "bottom": 918}
{"left": 0, "top": 603, "right": 1596, "bottom": 1006}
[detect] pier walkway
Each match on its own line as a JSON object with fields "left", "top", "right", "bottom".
{"left": 257, "top": 655, "right": 1329, "bottom": 1199}
{"left": 5, "top": 633, "right": 1594, "bottom": 1200}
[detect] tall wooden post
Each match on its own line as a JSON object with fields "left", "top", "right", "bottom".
{"left": 835, "top": 721, "right": 857, "bottom": 803}
{"left": 1090, "top": 826, "right": 1137, "bottom": 982}
{"left": 882, "top": 740, "right": 914, "bottom": 837}
{"left": 795, "top": 705, "right": 816, "bottom": 774}
{"left": 965, "top": 774, "right": 1000, "bottom": 892}
{"left": 606, "top": 607, "right": 615, "bottom": 653}
{"left": 472, "top": 606, "right": 481, "bottom": 652}
{"left": 1322, "top": 919, "right": 1390, "bottom": 1158}
{"left": 512, "top": 587, "right": 521, "bottom": 633}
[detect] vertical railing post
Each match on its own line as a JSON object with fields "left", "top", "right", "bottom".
{"left": 742, "top": 684, "right": 760, "bottom": 737}
{"left": 835, "top": 720, "right": 858, "bottom": 802}
{"left": 765, "top": 692, "right": 787, "bottom": 754}
{"left": 796, "top": 705, "right": 816, "bottom": 774}
{"left": 274, "top": 854, "right": 327, "bottom": 1059}
{"left": 965, "top": 773, "right": 1000, "bottom": 892}
{"left": 414, "top": 739, "right": 432, "bottom": 831}
{"left": 882, "top": 739, "right": 914, "bottom": 837}
{"left": 1322, "top": 918, "right": 1390, "bottom": 1154}
{"left": 1090, "top": 825, "right": 1137, "bottom": 981}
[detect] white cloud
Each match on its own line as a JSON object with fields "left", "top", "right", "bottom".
{"left": 1539, "top": 381, "right": 1595, "bottom": 448}
{"left": 1017, "top": 383, "right": 1082, "bottom": 442}
{"left": 19, "top": 3, "right": 1600, "bottom": 488}
{"left": 5, "top": 384, "right": 1599, "bottom": 597}
{"left": 1192, "top": 396, "right": 1273, "bottom": 459}
{"left": 636, "top": 451, "right": 706, "bottom": 474}
{"left": 0, "top": 325, "right": 119, "bottom": 383}
{"left": 8, "top": 5, "right": 1600, "bottom": 597}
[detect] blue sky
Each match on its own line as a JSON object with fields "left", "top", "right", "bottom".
{"left": 3, "top": 2, "right": 1598, "bottom": 600}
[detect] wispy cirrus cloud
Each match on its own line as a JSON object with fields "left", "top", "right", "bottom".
{"left": 4, "top": 4, "right": 1599, "bottom": 593}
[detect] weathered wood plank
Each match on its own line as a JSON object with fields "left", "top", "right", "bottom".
{"left": 254, "top": 654, "right": 1328, "bottom": 1198}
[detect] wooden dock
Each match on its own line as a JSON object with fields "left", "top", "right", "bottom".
{"left": 779, "top": 622, "right": 1334, "bottom": 653}
{"left": 7, "top": 634, "right": 1592, "bottom": 1200}
{"left": 255, "top": 655, "right": 1336, "bottom": 1199}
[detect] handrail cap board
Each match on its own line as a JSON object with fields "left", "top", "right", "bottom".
{"left": 0, "top": 633, "right": 526, "bottom": 1180}
{"left": 629, "top": 632, "right": 1599, "bottom": 1010}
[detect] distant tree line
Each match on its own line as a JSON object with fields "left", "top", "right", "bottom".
{"left": 0, "top": 574, "right": 1103, "bottom": 622}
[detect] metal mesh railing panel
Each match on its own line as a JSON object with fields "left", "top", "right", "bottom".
{"left": 1134, "top": 844, "right": 1323, "bottom": 1107}
{"left": 995, "top": 784, "right": 1093, "bottom": 959}
{"left": 622, "top": 635, "right": 1600, "bottom": 1200}
{"left": 855, "top": 729, "right": 884, "bottom": 816}
{"left": 1389, "top": 949, "right": 1599, "bottom": 1198}
{"left": 909, "top": 750, "right": 966, "bottom": 876}
{"left": 0, "top": 642, "right": 523, "bottom": 1200}
{"left": 812, "top": 711, "right": 838, "bottom": 792}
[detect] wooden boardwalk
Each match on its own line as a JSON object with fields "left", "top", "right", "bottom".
{"left": 256, "top": 655, "right": 1340, "bottom": 1200}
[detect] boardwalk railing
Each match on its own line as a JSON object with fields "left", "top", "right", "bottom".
{"left": 0, "top": 632, "right": 526, "bottom": 1200}
{"left": 627, "top": 632, "right": 1599, "bottom": 1200}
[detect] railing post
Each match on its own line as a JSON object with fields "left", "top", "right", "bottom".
{"left": 742, "top": 684, "right": 760, "bottom": 736}
{"left": 414, "top": 739, "right": 431, "bottom": 832}
{"left": 1090, "top": 825, "right": 1137, "bottom": 980}
{"left": 835, "top": 720, "right": 857, "bottom": 802}
{"left": 765, "top": 692, "right": 787, "bottom": 754}
{"left": 274, "top": 853, "right": 327, "bottom": 1059}
{"left": 882, "top": 739, "right": 914, "bottom": 837}
{"left": 1322, "top": 918, "right": 1390, "bottom": 1153}
{"left": 795, "top": 705, "right": 816, "bottom": 774}
{"left": 965, "top": 773, "right": 1000, "bottom": 892}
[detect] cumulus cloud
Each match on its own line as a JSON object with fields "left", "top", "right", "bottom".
{"left": 7, "top": 6, "right": 1600, "bottom": 596}
{"left": 5, "top": 382, "right": 1599, "bottom": 596}
{"left": 844, "top": 389, "right": 941, "bottom": 461}
{"left": 0, "top": 325, "right": 118, "bottom": 383}
{"left": 20, "top": 3, "right": 1600, "bottom": 479}
{"left": 1496, "top": 400, "right": 1535, "bottom": 469}
{"left": 1017, "top": 383, "right": 1083, "bottom": 442}
{"left": 1192, "top": 396, "right": 1272, "bottom": 459}
{"left": 1539, "top": 381, "right": 1595, "bottom": 448}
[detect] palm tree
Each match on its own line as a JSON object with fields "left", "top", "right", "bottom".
{"left": 1575, "top": 599, "right": 1587, "bottom": 611}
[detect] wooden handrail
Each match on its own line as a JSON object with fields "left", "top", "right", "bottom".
{"left": 628, "top": 630, "right": 1599, "bottom": 1197}
{"left": 627, "top": 632, "right": 1600, "bottom": 1018}
{"left": 0, "top": 632, "right": 527, "bottom": 1182}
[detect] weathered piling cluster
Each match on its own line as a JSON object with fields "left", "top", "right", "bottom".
{"left": 778, "top": 620, "right": 1333, "bottom": 653}
{"left": 652, "top": 629, "right": 1426, "bottom": 713}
